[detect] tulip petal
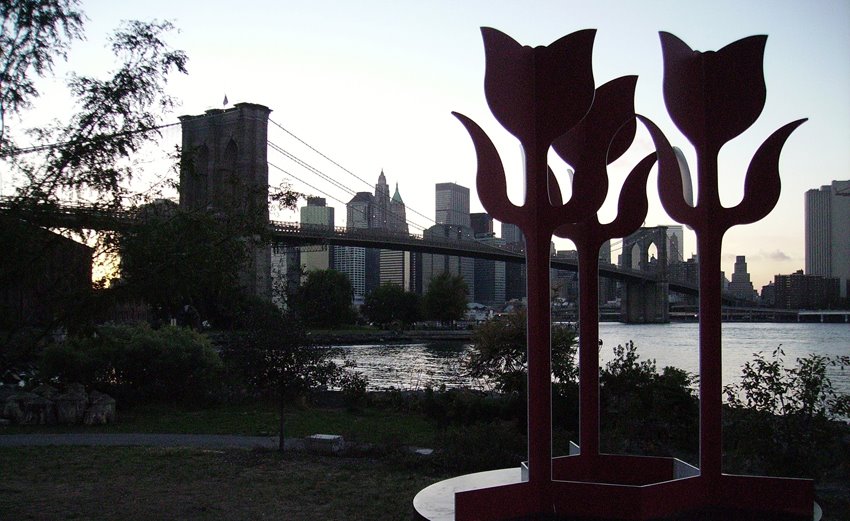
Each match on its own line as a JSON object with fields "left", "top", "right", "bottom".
{"left": 725, "top": 119, "right": 806, "bottom": 227}
{"left": 452, "top": 111, "right": 522, "bottom": 225}
{"left": 553, "top": 76, "right": 638, "bottom": 168}
{"left": 547, "top": 166, "right": 563, "bottom": 207}
{"left": 660, "top": 32, "right": 767, "bottom": 153}
{"left": 482, "top": 27, "right": 596, "bottom": 147}
{"left": 602, "top": 152, "right": 655, "bottom": 239}
{"left": 638, "top": 114, "right": 699, "bottom": 227}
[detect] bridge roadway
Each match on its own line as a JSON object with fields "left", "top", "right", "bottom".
{"left": 0, "top": 199, "right": 701, "bottom": 297}
{"left": 268, "top": 221, "right": 702, "bottom": 296}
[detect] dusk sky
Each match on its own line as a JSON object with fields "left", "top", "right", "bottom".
{"left": 9, "top": 0, "right": 850, "bottom": 289}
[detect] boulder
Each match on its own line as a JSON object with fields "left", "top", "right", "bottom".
{"left": 3, "top": 392, "right": 56, "bottom": 425}
{"left": 32, "top": 383, "right": 60, "bottom": 400}
{"left": 84, "top": 390, "right": 116, "bottom": 425}
{"left": 55, "top": 387, "right": 88, "bottom": 424}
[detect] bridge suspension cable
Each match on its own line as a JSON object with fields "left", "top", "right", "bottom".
{"left": 269, "top": 118, "right": 436, "bottom": 230}
{"left": 1, "top": 122, "right": 181, "bottom": 158}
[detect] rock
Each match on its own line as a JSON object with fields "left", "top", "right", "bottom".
{"left": 3, "top": 392, "right": 56, "bottom": 425}
{"left": 55, "top": 388, "right": 88, "bottom": 424}
{"left": 84, "top": 390, "right": 116, "bottom": 425}
{"left": 65, "top": 383, "right": 87, "bottom": 396}
{"left": 32, "top": 383, "right": 60, "bottom": 400}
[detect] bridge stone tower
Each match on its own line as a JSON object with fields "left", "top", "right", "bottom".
{"left": 178, "top": 103, "right": 272, "bottom": 300}
{"left": 619, "top": 226, "right": 669, "bottom": 323}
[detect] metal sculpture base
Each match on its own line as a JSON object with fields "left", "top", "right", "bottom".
{"left": 414, "top": 454, "right": 814, "bottom": 521}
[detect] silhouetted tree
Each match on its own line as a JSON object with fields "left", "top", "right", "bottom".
{"left": 362, "top": 283, "right": 421, "bottom": 328}
{"left": 466, "top": 310, "right": 577, "bottom": 395}
{"left": 291, "top": 269, "right": 356, "bottom": 328}
{"left": 221, "top": 301, "right": 342, "bottom": 451}
{"left": 423, "top": 272, "right": 468, "bottom": 324}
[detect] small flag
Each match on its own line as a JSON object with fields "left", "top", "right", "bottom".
{"left": 223, "top": 94, "right": 229, "bottom": 106}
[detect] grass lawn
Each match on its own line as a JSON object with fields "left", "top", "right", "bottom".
{"left": 2, "top": 402, "right": 439, "bottom": 448}
{"left": 0, "top": 446, "right": 446, "bottom": 521}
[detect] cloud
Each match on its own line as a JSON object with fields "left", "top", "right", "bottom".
{"left": 762, "top": 250, "right": 792, "bottom": 261}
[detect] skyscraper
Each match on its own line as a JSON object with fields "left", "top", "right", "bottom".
{"left": 335, "top": 191, "right": 373, "bottom": 303}
{"left": 666, "top": 225, "right": 684, "bottom": 264}
{"left": 299, "top": 197, "right": 335, "bottom": 276}
{"left": 727, "top": 255, "right": 757, "bottom": 302}
{"left": 435, "top": 182, "right": 471, "bottom": 227}
{"left": 806, "top": 180, "right": 850, "bottom": 298}
{"left": 380, "top": 182, "right": 413, "bottom": 290}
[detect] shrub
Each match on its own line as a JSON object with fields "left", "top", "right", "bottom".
{"left": 600, "top": 341, "right": 698, "bottom": 457}
{"left": 40, "top": 324, "right": 223, "bottom": 405}
{"left": 723, "top": 347, "right": 850, "bottom": 478}
{"left": 466, "top": 311, "right": 577, "bottom": 395}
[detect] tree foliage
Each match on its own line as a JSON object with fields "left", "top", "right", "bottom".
{"left": 0, "top": 0, "right": 84, "bottom": 148}
{"left": 3, "top": 14, "right": 187, "bottom": 208}
{"left": 40, "top": 323, "right": 223, "bottom": 405}
{"left": 423, "top": 272, "right": 468, "bottom": 323}
{"left": 466, "top": 311, "right": 577, "bottom": 394}
{"left": 362, "top": 283, "right": 421, "bottom": 328}
{"left": 290, "top": 269, "right": 356, "bottom": 329}
{"left": 723, "top": 347, "right": 850, "bottom": 478}
{"left": 220, "top": 301, "right": 343, "bottom": 450}
{"left": 599, "top": 341, "right": 698, "bottom": 456}
{"left": 117, "top": 203, "right": 248, "bottom": 324}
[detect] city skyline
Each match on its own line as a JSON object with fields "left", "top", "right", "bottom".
{"left": 5, "top": 0, "right": 849, "bottom": 290}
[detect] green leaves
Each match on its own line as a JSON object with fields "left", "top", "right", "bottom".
{"left": 0, "top": 0, "right": 84, "bottom": 145}
{"left": 423, "top": 272, "right": 468, "bottom": 324}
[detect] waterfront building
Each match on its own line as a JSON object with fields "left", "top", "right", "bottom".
{"left": 501, "top": 222, "right": 525, "bottom": 249}
{"left": 435, "top": 182, "right": 471, "bottom": 227}
{"left": 727, "top": 255, "right": 757, "bottom": 302}
{"left": 474, "top": 233, "right": 507, "bottom": 307}
{"left": 334, "top": 191, "right": 373, "bottom": 303}
{"left": 421, "top": 183, "right": 474, "bottom": 298}
{"left": 471, "top": 212, "right": 494, "bottom": 236}
{"left": 298, "top": 197, "right": 335, "bottom": 277}
{"left": 774, "top": 270, "right": 840, "bottom": 310}
{"left": 421, "top": 224, "right": 475, "bottom": 299}
{"left": 805, "top": 180, "right": 850, "bottom": 298}
{"left": 379, "top": 182, "right": 413, "bottom": 290}
{"left": 666, "top": 225, "right": 684, "bottom": 264}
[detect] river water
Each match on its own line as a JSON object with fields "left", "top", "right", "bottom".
{"left": 335, "top": 322, "right": 850, "bottom": 394}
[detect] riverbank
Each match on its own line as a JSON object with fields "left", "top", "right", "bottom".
{"left": 307, "top": 329, "right": 473, "bottom": 345}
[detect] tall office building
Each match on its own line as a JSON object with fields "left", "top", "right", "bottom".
{"left": 299, "top": 197, "right": 335, "bottom": 277}
{"left": 806, "top": 180, "right": 850, "bottom": 298}
{"left": 436, "top": 182, "right": 471, "bottom": 227}
{"left": 421, "top": 224, "right": 475, "bottom": 300}
{"left": 470, "top": 213, "right": 494, "bottom": 236}
{"left": 380, "top": 182, "right": 413, "bottom": 290}
{"left": 501, "top": 222, "right": 525, "bottom": 249}
{"left": 335, "top": 192, "right": 372, "bottom": 303}
{"left": 335, "top": 173, "right": 412, "bottom": 302}
{"left": 727, "top": 255, "right": 757, "bottom": 302}
{"left": 666, "top": 225, "right": 684, "bottom": 264}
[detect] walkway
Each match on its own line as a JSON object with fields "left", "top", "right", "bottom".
{"left": 0, "top": 433, "right": 303, "bottom": 450}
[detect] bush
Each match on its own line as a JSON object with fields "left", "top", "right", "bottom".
{"left": 600, "top": 341, "right": 698, "bottom": 457}
{"left": 434, "top": 421, "right": 526, "bottom": 473}
{"left": 466, "top": 311, "right": 577, "bottom": 395}
{"left": 723, "top": 347, "right": 850, "bottom": 478}
{"left": 40, "top": 324, "right": 223, "bottom": 405}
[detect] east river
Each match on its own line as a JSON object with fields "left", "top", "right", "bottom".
{"left": 335, "top": 322, "right": 850, "bottom": 395}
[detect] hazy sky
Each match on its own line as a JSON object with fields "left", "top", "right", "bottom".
{"left": 12, "top": 0, "right": 850, "bottom": 289}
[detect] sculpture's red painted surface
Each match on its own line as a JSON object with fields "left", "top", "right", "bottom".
{"left": 420, "top": 28, "right": 812, "bottom": 521}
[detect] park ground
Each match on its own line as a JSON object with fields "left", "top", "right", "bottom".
{"left": 1, "top": 401, "right": 849, "bottom": 521}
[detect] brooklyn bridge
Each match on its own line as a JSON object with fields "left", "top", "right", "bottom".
{"left": 2, "top": 102, "right": 746, "bottom": 324}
